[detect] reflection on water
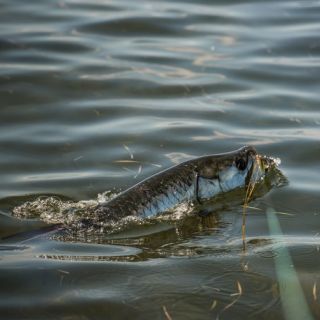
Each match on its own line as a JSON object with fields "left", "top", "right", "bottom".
{"left": 1, "top": 0, "right": 320, "bottom": 318}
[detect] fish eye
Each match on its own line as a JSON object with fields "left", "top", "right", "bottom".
{"left": 235, "top": 158, "right": 247, "bottom": 171}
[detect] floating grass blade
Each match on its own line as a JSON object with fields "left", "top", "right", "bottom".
{"left": 267, "top": 207, "right": 314, "bottom": 320}
{"left": 162, "top": 305, "right": 173, "bottom": 320}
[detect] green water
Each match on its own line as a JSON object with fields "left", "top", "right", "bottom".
{"left": 1, "top": 0, "right": 320, "bottom": 319}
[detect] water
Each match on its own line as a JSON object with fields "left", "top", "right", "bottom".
{"left": 1, "top": 0, "right": 320, "bottom": 318}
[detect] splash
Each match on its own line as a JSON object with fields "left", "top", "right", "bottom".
{"left": 12, "top": 191, "right": 116, "bottom": 227}
{"left": 12, "top": 190, "right": 194, "bottom": 238}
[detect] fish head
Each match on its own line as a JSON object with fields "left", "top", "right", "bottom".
{"left": 195, "top": 146, "right": 282, "bottom": 201}
{"left": 199, "top": 146, "right": 274, "bottom": 193}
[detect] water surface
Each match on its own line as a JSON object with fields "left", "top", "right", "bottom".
{"left": 1, "top": 0, "right": 320, "bottom": 319}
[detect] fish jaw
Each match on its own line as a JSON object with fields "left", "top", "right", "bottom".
{"left": 246, "top": 154, "right": 278, "bottom": 186}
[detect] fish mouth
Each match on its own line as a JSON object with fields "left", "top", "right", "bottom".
{"left": 245, "top": 153, "right": 280, "bottom": 186}
{"left": 258, "top": 154, "right": 281, "bottom": 174}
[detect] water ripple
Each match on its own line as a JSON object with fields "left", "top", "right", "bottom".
{"left": 1, "top": 0, "right": 320, "bottom": 318}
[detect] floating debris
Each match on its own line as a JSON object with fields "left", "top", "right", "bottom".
{"left": 123, "top": 144, "right": 134, "bottom": 159}
{"left": 313, "top": 282, "right": 317, "bottom": 301}
{"left": 162, "top": 305, "right": 173, "bottom": 320}
{"left": 134, "top": 165, "right": 142, "bottom": 179}
{"left": 210, "top": 299, "right": 218, "bottom": 310}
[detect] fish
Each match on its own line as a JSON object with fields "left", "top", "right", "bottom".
{"left": 89, "top": 146, "right": 274, "bottom": 227}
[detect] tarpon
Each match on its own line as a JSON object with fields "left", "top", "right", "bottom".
{"left": 90, "top": 146, "right": 273, "bottom": 226}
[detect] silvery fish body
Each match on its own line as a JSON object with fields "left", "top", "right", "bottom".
{"left": 92, "top": 146, "right": 269, "bottom": 224}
